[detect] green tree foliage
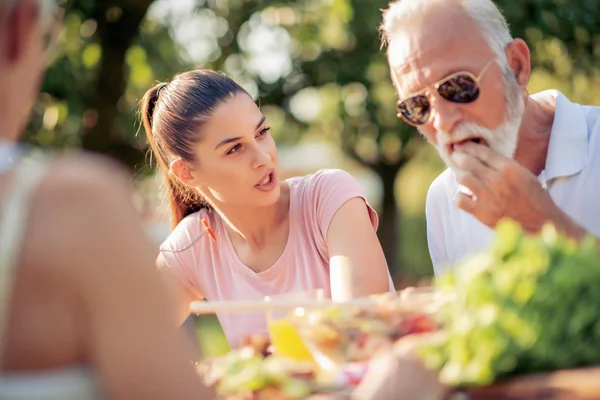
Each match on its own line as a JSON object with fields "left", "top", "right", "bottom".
{"left": 25, "top": 0, "right": 600, "bottom": 278}
{"left": 25, "top": 0, "right": 186, "bottom": 171}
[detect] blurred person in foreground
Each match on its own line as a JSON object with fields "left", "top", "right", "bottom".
{"left": 0, "top": 0, "right": 215, "bottom": 398}
{"left": 380, "top": 0, "right": 600, "bottom": 276}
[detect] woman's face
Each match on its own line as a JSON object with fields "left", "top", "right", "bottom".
{"left": 187, "top": 92, "right": 281, "bottom": 208}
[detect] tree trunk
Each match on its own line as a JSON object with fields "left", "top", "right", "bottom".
{"left": 81, "top": 0, "right": 155, "bottom": 168}
{"left": 375, "top": 163, "right": 400, "bottom": 275}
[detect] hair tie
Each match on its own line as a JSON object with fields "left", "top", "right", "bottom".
{"left": 201, "top": 218, "right": 217, "bottom": 244}
{"left": 157, "top": 83, "right": 167, "bottom": 98}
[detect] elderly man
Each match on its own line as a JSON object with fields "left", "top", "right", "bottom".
{"left": 380, "top": 0, "right": 600, "bottom": 275}
{"left": 349, "top": 2, "right": 600, "bottom": 398}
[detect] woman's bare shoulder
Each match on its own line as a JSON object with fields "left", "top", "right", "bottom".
{"left": 26, "top": 153, "right": 153, "bottom": 282}
{"left": 42, "top": 152, "right": 132, "bottom": 192}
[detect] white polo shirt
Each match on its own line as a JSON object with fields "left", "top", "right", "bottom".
{"left": 426, "top": 90, "right": 600, "bottom": 276}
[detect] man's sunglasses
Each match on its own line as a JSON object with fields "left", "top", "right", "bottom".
{"left": 396, "top": 58, "right": 495, "bottom": 126}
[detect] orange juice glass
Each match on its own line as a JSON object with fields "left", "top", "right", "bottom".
{"left": 265, "top": 289, "right": 324, "bottom": 362}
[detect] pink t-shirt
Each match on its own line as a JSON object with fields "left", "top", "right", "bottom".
{"left": 159, "top": 169, "right": 379, "bottom": 347}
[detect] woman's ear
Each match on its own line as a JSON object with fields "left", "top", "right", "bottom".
{"left": 169, "top": 159, "right": 196, "bottom": 187}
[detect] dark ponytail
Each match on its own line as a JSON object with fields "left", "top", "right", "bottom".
{"left": 140, "top": 71, "right": 247, "bottom": 229}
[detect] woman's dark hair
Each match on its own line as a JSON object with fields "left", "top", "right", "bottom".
{"left": 140, "top": 70, "right": 248, "bottom": 229}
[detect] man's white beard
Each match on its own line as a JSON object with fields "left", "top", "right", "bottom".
{"left": 430, "top": 63, "right": 525, "bottom": 171}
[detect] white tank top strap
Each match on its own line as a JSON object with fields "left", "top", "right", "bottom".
{"left": 0, "top": 159, "right": 48, "bottom": 364}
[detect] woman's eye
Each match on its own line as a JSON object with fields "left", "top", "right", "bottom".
{"left": 226, "top": 144, "right": 242, "bottom": 155}
{"left": 226, "top": 127, "right": 270, "bottom": 155}
{"left": 257, "top": 127, "right": 271, "bottom": 137}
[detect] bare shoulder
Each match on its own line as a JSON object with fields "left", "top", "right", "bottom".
{"left": 309, "top": 168, "right": 356, "bottom": 186}
{"left": 33, "top": 153, "right": 137, "bottom": 239}
{"left": 40, "top": 152, "right": 132, "bottom": 198}
{"left": 26, "top": 153, "right": 154, "bottom": 287}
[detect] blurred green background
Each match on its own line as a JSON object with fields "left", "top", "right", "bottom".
{"left": 28, "top": 0, "right": 600, "bottom": 356}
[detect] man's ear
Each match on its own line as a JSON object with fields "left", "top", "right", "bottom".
{"left": 505, "top": 38, "right": 531, "bottom": 89}
{"left": 169, "top": 159, "right": 197, "bottom": 187}
{"left": 5, "top": 0, "right": 39, "bottom": 62}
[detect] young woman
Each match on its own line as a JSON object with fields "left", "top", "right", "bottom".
{"left": 140, "top": 69, "right": 393, "bottom": 348}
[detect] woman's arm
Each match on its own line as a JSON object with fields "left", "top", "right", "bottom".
{"left": 157, "top": 252, "right": 202, "bottom": 327}
{"left": 326, "top": 197, "right": 391, "bottom": 299}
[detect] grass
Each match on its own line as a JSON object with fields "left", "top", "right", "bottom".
{"left": 195, "top": 315, "right": 230, "bottom": 357}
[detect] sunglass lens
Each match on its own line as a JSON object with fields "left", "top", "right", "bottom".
{"left": 437, "top": 75, "right": 480, "bottom": 103}
{"left": 398, "top": 95, "right": 430, "bottom": 125}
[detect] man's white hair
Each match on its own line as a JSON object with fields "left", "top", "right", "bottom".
{"left": 380, "top": 0, "right": 513, "bottom": 60}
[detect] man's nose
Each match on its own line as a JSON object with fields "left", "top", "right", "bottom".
{"left": 429, "top": 95, "right": 462, "bottom": 134}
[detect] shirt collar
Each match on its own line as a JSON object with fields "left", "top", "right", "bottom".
{"left": 531, "top": 90, "right": 589, "bottom": 182}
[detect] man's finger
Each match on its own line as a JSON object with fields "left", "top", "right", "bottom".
{"left": 453, "top": 151, "right": 510, "bottom": 194}
{"left": 456, "top": 192, "right": 497, "bottom": 228}
{"left": 455, "top": 141, "right": 507, "bottom": 171}
{"left": 455, "top": 191, "right": 478, "bottom": 214}
{"left": 455, "top": 171, "right": 490, "bottom": 198}
{"left": 450, "top": 151, "right": 493, "bottom": 182}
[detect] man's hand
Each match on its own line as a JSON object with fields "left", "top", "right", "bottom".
{"left": 451, "top": 142, "right": 586, "bottom": 239}
{"left": 351, "top": 334, "right": 447, "bottom": 400}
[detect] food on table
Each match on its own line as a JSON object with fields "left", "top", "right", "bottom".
{"left": 199, "top": 342, "right": 318, "bottom": 400}
{"left": 199, "top": 290, "right": 444, "bottom": 398}
{"left": 264, "top": 289, "right": 325, "bottom": 362}
{"left": 239, "top": 334, "right": 272, "bottom": 358}
{"left": 292, "top": 290, "right": 442, "bottom": 368}
{"left": 268, "top": 318, "right": 315, "bottom": 362}
{"left": 416, "top": 220, "right": 600, "bottom": 387}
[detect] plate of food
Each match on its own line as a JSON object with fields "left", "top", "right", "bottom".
{"left": 198, "top": 337, "right": 356, "bottom": 400}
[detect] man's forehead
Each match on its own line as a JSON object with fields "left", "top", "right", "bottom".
{"left": 384, "top": 1, "right": 492, "bottom": 87}
{"left": 387, "top": 31, "right": 491, "bottom": 98}
{"left": 389, "top": 33, "right": 481, "bottom": 71}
